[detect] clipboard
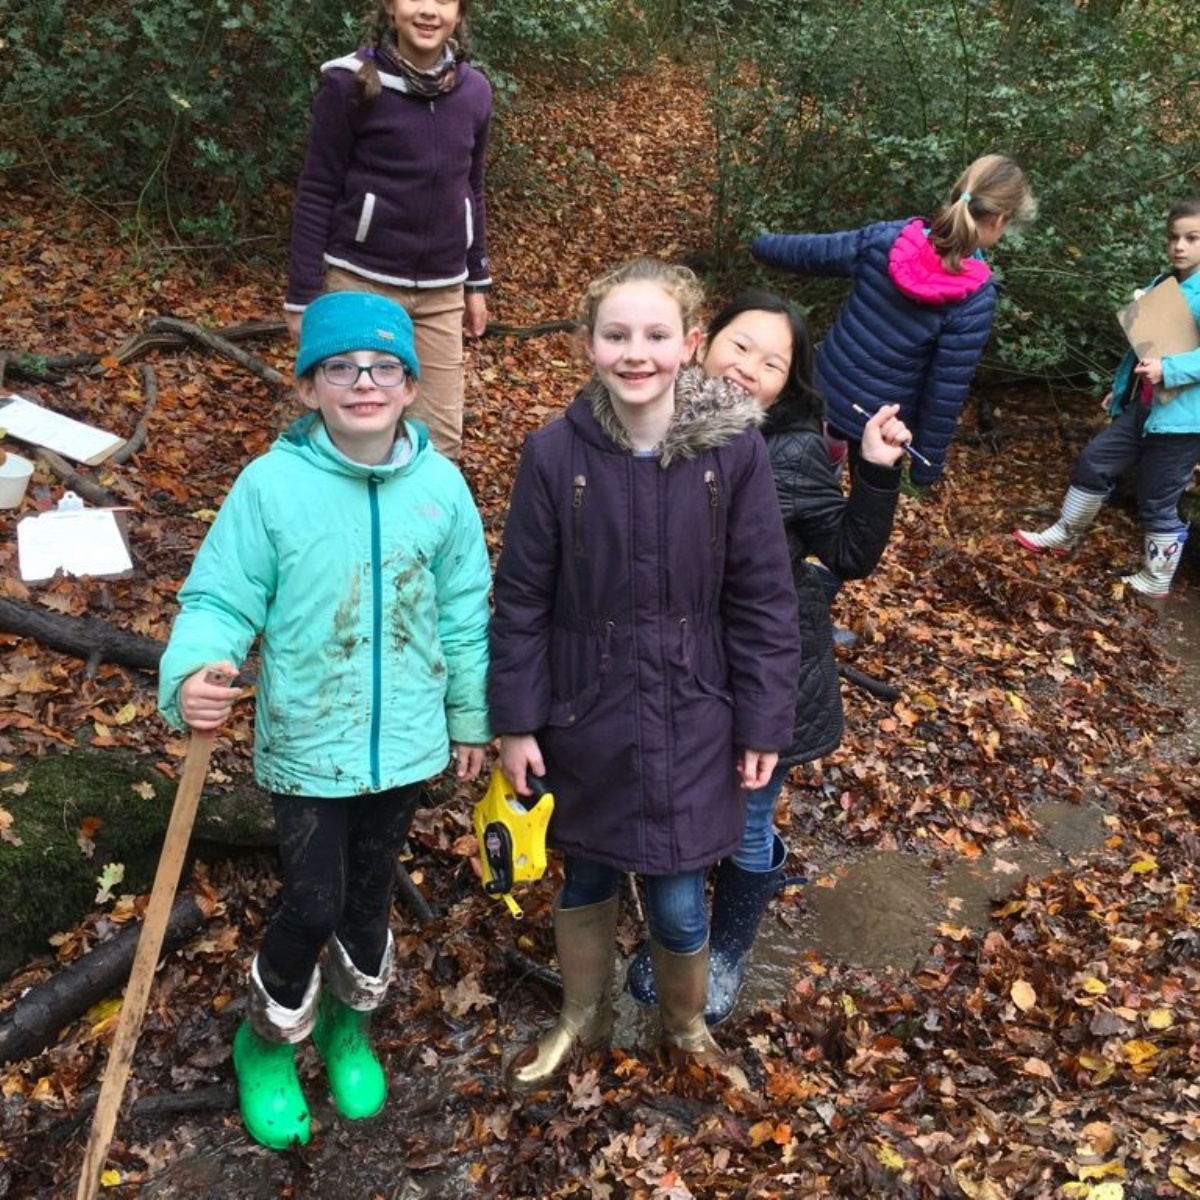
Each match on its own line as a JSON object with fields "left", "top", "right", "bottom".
{"left": 16, "top": 494, "right": 134, "bottom": 583}
{"left": 1116, "top": 276, "right": 1199, "bottom": 404}
{"left": 0, "top": 393, "right": 125, "bottom": 464}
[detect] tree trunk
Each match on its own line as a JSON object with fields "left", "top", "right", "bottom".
{"left": 0, "top": 894, "right": 210, "bottom": 1066}
{"left": 0, "top": 598, "right": 164, "bottom": 674}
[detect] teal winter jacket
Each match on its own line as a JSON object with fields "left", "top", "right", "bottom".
{"left": 158, "top": 415, "right": 492, "bottom": 797}
{"left": 1108, "top": 270, "right": 1200, "bottom": 433}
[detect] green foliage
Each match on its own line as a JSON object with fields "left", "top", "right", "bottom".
{"left": 471, "top": 0, "right": 682, "bottom": 82}
{"left": 3, "top": 0, "right": 1197, "bottom": 384}
{"left": 707, "top": 0, "right": 1200, "bottom": 381}
{"left": 0, "top": 0, "right": 360, "bottom": 251}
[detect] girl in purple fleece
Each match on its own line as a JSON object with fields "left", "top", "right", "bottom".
{"left": 285, "top": 0, "right": 492, "bottom": 460}
{"left": 752, "top": 154, "right": 1036, "bottom": 487}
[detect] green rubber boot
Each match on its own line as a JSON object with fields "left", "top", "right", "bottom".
{"left": 312, "top": 993, "right": 387, "bottom": 1119}
{"left": 232, "top": 1021, "right": 311, "bottom": 1149}
{"left": 312, "top": 933, "right": 392, "bottom": 1120}
{"left": 235, "top": 955, "right": 320, "bottom": 1149}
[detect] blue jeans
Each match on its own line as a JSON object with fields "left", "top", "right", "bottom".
{"left": 731, "top": 761, "right": 788, "bottom": 873}
{"left": 1071, "top": 402, "right": 1200, "bottom": 532}
{"left": 560, "top": 856, "right": 708, "bottom": 954}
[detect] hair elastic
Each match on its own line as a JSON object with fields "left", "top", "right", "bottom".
{"left": 960, "top": 191, "right": 973, "bottom": 205}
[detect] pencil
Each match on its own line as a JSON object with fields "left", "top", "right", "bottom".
{"left": 849, "top": 403, "right": 934, "bottom": 469}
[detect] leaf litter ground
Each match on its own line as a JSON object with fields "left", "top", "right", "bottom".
{"left": 2, "top": 62, "right": 1200, "bottom": 1200}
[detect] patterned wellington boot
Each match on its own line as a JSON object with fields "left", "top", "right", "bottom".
{"left": 704, "top": 834, "right": 787, "bottom": 1025}
{"left": 233, "top": 958, "right": 320, "bottom": 1149}
{"left": 627, "top": 834, "right": 787, "bottom": 1026}
{"left": 311, "top": 932, "right": 393, "bottom": 1120}
{"left": 1013, "top": 485, "right": 1105, "bottom": 555}
{"left": 1121, "top": 528, "right": 1188, "bottom": 597}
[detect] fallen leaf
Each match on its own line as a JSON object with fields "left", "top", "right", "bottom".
{"left": 1011, "top": 979, "right": 1037, "bottom": 1012}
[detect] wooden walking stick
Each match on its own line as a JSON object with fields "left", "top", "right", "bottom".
{"left": 75, "top": 718, "right": 221, "bottom": 1199}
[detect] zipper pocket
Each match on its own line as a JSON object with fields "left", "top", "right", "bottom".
{"left": 355, "top": 193, "right": 376, "bottom": 244}
{"left": 704, "top": 469, "right": 719, "bottom": 546}
{"left": 572, "top": 474, "right": 587, "bottom": 554}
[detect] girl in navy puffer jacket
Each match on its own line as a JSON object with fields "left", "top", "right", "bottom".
{"left": 752, "top": 154, "right": 1036, "bottom": 487}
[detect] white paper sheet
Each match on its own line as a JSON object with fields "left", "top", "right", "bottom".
{"left": 17, "top": 510, "right": 133, "bottom": 582}
{"left": 0, "top": 394, "right": 125, "bottom": 465}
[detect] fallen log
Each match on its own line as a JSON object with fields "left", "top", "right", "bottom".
{"left": 107, "top": 364, "right": 158, "bottom": 466}
{"left": 503, "top": 946, "right": 561, "bottom": 995}
{"left": 108, "top": 319, "right": 287, "bottom": 370}
{"left": 123, "top": 1083, "right": 235, "bottom": 1118}
{"left": 395, "top": 860, "right": 435, "bottom": 927}
{"left": 34, "top": 450, "right": 120, "bottom": 508}
{"left": 0, "top": 598, "right": 164, "bottom": 675}
{"left": 146, "top": 317, "right": 285, "bottom": 386}
{"left": 42, "top": 1083, "right": 237, "bottom": 1150}
{"left": 0, "top": 893, "right": 210, "bottom": 1066}
{"left": 484, "top": 319, "right": 576, "bottom": 339}
{"left": 0, "top": 352, "right": 98, "bottom": 386}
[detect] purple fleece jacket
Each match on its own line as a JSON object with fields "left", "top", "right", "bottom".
{"left": 285, "top": 53, "right": 493, "bottom": 310}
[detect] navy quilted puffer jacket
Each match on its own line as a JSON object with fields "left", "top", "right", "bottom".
{"left": 753, "top": 219, "right": 997, "bottom": 485}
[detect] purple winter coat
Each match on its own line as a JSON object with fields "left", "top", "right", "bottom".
{"left": 285, "top": 53, "right": 492, "bottom": 310}
{"left": 488, "top": 370, "right": 801, "bottom": 875}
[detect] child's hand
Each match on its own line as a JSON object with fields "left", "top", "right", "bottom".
{"left": 452, "top": 743, "right": 488, "bottom": 781}
{"left": 1134, "top": 357, "right": 1164, "bottom": 387}
{"left": 860, "top": 404, "right": 911, "bottom": 468}
{"left": 284, "top": 310, "right": 302, "bottom": 342}
{"left": 498, "top": 734, "right": 544, "bottom": 795}
{"left": 738, "top": 749, "right": 779, "bottom": 791}
{"left": 463, "top": 293, "right": 488, "bottom": 339}
{"left": 179, "top": 662, "right": 240, "bottom": 732}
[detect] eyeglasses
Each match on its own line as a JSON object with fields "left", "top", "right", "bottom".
{"left": 318, "top": 359, "right": 409, "bottom": 388}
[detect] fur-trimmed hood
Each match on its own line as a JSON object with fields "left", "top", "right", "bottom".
{"left": 580, "top": 366, "right": 765, "bottom": 466}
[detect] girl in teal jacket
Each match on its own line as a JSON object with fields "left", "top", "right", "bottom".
{"left": 158, "top": 291, "right": 491, "bottom": 1149}
{"left": 1015, "top": 199, "right": 1200, "bottom": 596}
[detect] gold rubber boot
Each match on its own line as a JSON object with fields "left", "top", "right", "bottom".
{"left": 506, "top": 894, "right": 619, "bottom": 1094}
{"left": 649, "top": 939, "right": 747, "bottom": 1088}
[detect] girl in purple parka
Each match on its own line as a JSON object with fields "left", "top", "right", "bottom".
{"left": 284, "top": 0, "right": 492, "bottom": 460}
{"left": 488, "top": 259, "right": 801, "bottom": 1094}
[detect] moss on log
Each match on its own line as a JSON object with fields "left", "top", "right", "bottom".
{"left": 0, "top": 748, "right": 271, "bottom": 981}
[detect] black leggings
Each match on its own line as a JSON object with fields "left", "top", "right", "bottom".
{"left": 257, "top": 784, "right": 422, "bottom": 1008}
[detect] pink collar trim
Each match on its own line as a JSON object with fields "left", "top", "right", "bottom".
{"left": 889, "top": 218, "right": 991, "bottom": 304}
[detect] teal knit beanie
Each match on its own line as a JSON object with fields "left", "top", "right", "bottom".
{"left": 296, "top": 292, "right": 420, "bottom": 379}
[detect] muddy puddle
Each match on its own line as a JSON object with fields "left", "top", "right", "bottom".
{"left": 711, "top": 580, "right": 1200, "bottom": 1017}
{"left": 606, "top": 793, "right": 1114, "bottom": 1040}
{"left": 708, "top": 796, "right": 1110, "bottom": 1018}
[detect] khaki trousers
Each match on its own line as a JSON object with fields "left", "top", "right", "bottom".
{"left": 325, "top": 267, "right": 466, "bottom": 459}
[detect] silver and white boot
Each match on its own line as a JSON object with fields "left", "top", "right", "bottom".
{"left": 1013, "top": 486, "right": 1105, "bottom": 555}
{"left": 1122, "top": 528, "right": 1188, "bottom": 597}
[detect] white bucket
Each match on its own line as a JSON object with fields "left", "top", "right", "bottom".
{"left": 0, "top": 452, "right": 34, "bottom": 509}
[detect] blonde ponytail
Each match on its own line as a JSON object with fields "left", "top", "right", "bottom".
{"left": 928, "top": 154, "right": 1036, "bottom": 273}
